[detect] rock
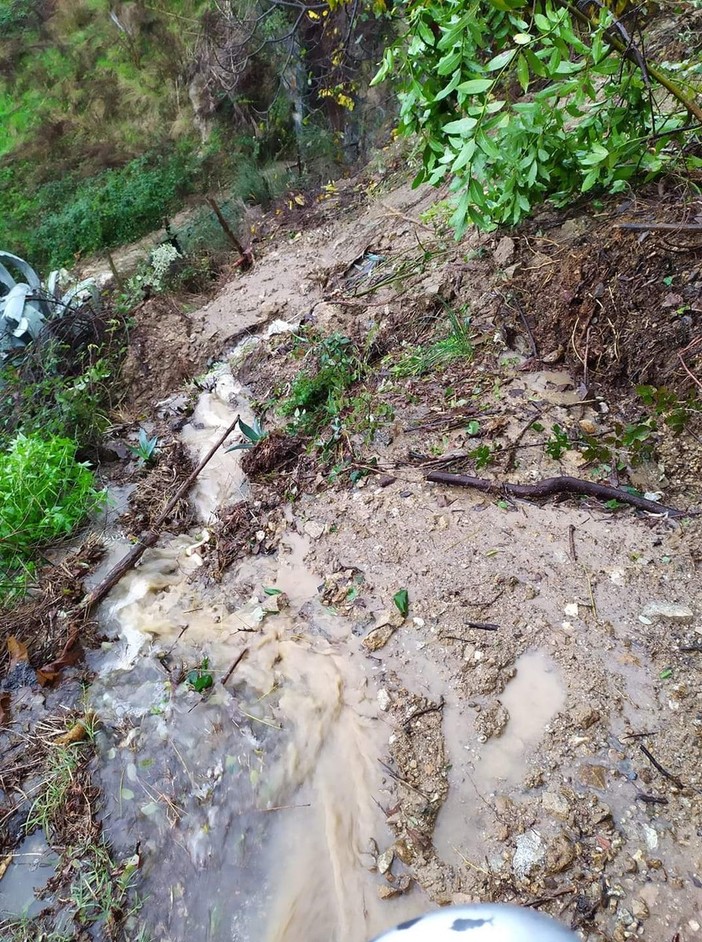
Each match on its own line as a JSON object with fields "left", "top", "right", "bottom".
{"left": 393, "top": 839, "right": 414, "bottom": 865}
{"left": 512, "top": 830, "right": 545, "bottom": 880}
{"left": 303, "top": 520, "right": 325, "bottom": 540}
{"left": 544, "top": 833, "right": 576, "bottom": 874}
{"left": 377, "top": 848, "right": 394, "bottom": 875}
{"left": 640, "top": 602, "right": 694, "bottom": 624}
{"left": 542, "top": 790, "right": 571, "bottom": 820}
{"left": 377, "top": 874, "right": 411, "bottom": 900}
{"left": 572, "top": 705, "right": 600, "bottom": 731}
{"left": 377, "top": 884, "right": 400, "bottom": 900}
{"left": 363, "top": 622, "right": 397, "bottom": 652}
{"left": 642, "top": 823, "right": 658, "bottom": 851}
{"left": 377, "top": 689, "right": 391, "bottom": 712}
{"left": 363, "top": 608, "right": 405, "bottom": 650}
{"left": 493, "top": 236, "right": 516, "bottom": 267}
{"left": 631, "top": 898, "right": 649, "bottom": 920}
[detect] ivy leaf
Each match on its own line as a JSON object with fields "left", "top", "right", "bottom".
{"left": 393, "top": 589, "right": 409, "bottom": 618}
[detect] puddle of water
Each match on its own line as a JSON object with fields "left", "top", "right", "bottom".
{"left": 0, "top": 832, "right": 59, "bottom": 918}
{"left": 434, "top": 651, "right": 565, "bottom": 867}
{"left": 520, "top": 369, "right": 585, "bottom": 406}
{"left": 477, "top": 650, "right": 566, "bottom": 786}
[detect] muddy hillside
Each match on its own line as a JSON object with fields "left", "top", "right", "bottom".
{"left": 1, "top": 171, "right": 701, "bottom": 942}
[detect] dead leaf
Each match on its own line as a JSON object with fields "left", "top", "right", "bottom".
{"left": 53, "top": 717, "right": 92, "bottom": 746}
{"left": 0, "top": 693, "right": 10, "bottom": 728}
{"left": 7, "top": 636, "right": 29, "bottom": 667}
{"left": 0, "top": 853, "right": 12, "bottom": 882}
{"left": 36, "top": 628, "right": 83, "bottom": 686}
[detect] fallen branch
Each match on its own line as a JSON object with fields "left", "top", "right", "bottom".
{"left": 206, "top": 198, "right": 253, "bottom": 268}
{"left": 616, "top": 222, "right": 702, "bottom": 232}
{"left": 82, "top": 416, "right": 241, "bottom": 612}
{"left": 426, "top": 471, "right": 688, "bottom": 516}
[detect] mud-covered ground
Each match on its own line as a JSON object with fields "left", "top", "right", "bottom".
{"left": 1, "top": 166, "right": 701, "bottom": 942}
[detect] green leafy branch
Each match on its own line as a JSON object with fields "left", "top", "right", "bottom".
{"left": 375, "top": 0, "right": 702, "bottom": 233}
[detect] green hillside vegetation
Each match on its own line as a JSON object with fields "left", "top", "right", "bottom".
{"left": 0, "top": 0, "right": 294, "bottom": 267}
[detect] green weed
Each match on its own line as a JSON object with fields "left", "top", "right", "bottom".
{"left": 279, "top": 333, "right": 363, "bottom": 430}
{"left": 0, "top": 435, "right": 105, "bottom": 602}
{"left": 130, "top": 429, "right": 159, "bottom": 465}
{"left": 24, "top": 745, "right": 82, "bottom": 838}
{"left": 392, "top": 306, "right": 473, "bottom": 377}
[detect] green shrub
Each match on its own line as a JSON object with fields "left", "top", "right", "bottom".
{"left": 0, "top": 356, "right": 113, "bottom": 448}
{"left": 0, "top": 434, "right": 105, "bottom": 601}
{"left": 26, "top": 147, "right": 201, "bottom": 268}
{"left": 0, "top": 0, "right": 41, "bottom": 36}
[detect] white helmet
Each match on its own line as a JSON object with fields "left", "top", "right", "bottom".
{"left": 372, "top": 904, "right": 577, "bottom": 942}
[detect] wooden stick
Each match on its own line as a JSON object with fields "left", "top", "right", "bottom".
{"left": 82, "top": 416, "right": 241, "bottom": 612}
{"left": 616, "top": 222, "right": 702, "bottom": 232}
{"left": 426, "top": 471, "right": 689, "bottom": 516}
{"left": 206, "top": 197, "right": 253, "bottom": 266}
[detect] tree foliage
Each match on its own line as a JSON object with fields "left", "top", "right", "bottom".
{"left": 375, "top": 0, "right": 702, "bottom": 233}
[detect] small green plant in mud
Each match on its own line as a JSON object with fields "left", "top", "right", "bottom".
{"left": 393, "top": 588, "right": 409, "bottom": 618}
{"left": 470, "top": 443, "right": 494, "bottom": 469}
{"left": 130, "top": 428, "right": 159, "bottom": 465}
{"left": 68, "top": 842, "right": 141, "bottom": 929}
{"left": 226, "top": 416, "right": 266, "bottom": 452}
{"left": 544, "top": 423, "right": 570, "bottom": 460}
{"left": 0, "top": 353, "right": 114, "bottom": 449}
{"left": 186, "top": 657, "right": 214, "bottom": 693}
{"left": 391, "top": 305, "right": 473, "bottom": 377}
{"left": 24, "top": 744, "right": 82, "bottom": 838}
{"left": 0, "top": 435, "right": 105, "bottom": 603}
{"left": 279, "top": 333, "right": 364, "bottom": 430}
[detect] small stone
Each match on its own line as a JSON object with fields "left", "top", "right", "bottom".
{"left": 362, "top": 623, "right": 397, "bottom": 652}
{"left": 688, "top": 920, "right": 700, "bottom": 932}
{"left": 579, "top": 764, "right": 608, "bottom": 789}
{"left": 377, "top": 689, "right": 391, "bottom": 712}
{"left": 642, "top": 823, "right": 658, "bottom": 851}
{"left": 377, "top": 884, "right": 400, "bottom": 900}
{"left": 542, "top": 790, "right": 571, "bottom": 820}
{"left": 512, "top": 830, "right": 545, "bottom": 880}
{"left": 564, "top": 603, "right": 579, "bottom": 618}
{"left": 377, "top": 874, "right": 411, "bottom": 899}
{"left": 545, "top": 833, "right": 576, "bottom": 874}
{"left": 393, "top": 839, "right": 414, "bottom": 865}
{"left": 303, "top": 520, "right": 325, "bottom": 540}
{"left": 640, "top": 602, "right": 694, "bottom": 624}
{"left": 493, "top": 236, "right": 516, "bottom": 267}
{"left": 377, "top": 848, "right": 394, "bottom": 875}
{"left": 573, "top": 705, "right": 601, "bottom": 731}
{"left": 631, "top": 899, "right": 649, "bottom": 921}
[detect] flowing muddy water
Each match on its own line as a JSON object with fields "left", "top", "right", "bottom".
{"left": 87, "top": 366, "right": 426, "bottom": 941}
